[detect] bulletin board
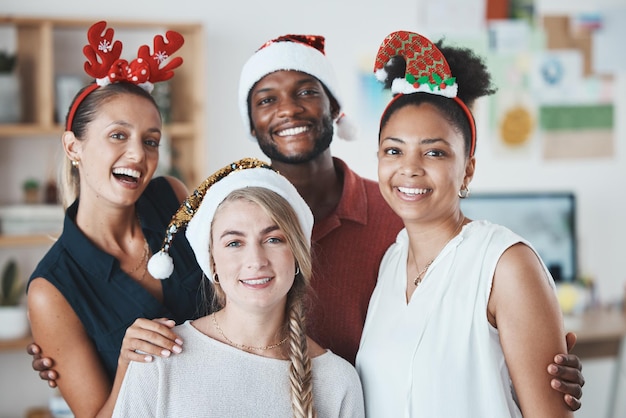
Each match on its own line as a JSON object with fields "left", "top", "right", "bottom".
{"left": 484, "top": 0, "right": 618, "bottom": 160}
{"left": 356, "top": 0, "right": 623, "bottom": 161}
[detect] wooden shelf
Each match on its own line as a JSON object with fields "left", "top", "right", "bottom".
{"left": 0, "top": 234, "right": 58, "bottom": 248}
{"left": 0, "top": 124, "right": 61, "bottom": 137}
{"left": 0, "top": 122, "right": 195, "bottom": 139}
{"left": 0, "top": 334, "right": 31, "bottom": 352}
{"left": 0, "top": 15, "right": 206, "bottom": 188}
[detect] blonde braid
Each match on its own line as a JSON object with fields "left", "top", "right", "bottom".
{"left": 287, "top": 299, "right": 316, "bottom": 418}
{"left": 208, "top": 187, "right": 317, "bottom": 417}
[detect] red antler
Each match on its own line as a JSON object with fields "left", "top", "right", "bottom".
{"left": 82, "top": 21, "right": 123, "bottom": 80}
{"left": 145, "top": 31, "right": 185, "bottom": 83}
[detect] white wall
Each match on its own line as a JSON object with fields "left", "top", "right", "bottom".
{"left": 1, "top": 0, "right": 624, "bottom": 300}
{"left": 0, "top": 0, "right": 624, "bottom": 417}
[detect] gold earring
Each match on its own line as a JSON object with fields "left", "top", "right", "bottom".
{"left": 71, "top": 159, "right": 79, "bottom": 167}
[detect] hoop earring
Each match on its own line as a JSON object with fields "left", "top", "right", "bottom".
{"left": 295, "top": 266, "right": 300, "bottom": 276}
{"left": 458, "top": 186, "right": 470, "bottom": 199}
{"left": 213, "top": 274, "right": 220, "bottom": 283}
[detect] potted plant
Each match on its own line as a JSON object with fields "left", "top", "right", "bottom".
{"left": 23, "top": 178, "right": 40, "bottom": 204}
{"left": 0, "top": 259, "right": 29, "bottom": 340}
{"left": 0, "top": 49, "right": 21, "bottom": 123}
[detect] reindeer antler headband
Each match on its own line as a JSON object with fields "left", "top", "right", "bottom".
{"left": 374, "top": 31, "right": 476, "bottom": 156}
{"left": 66, "top": 21, "right": 184, "bottom": 132}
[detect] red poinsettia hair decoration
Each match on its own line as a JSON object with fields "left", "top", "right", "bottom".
{"left": 66, "top": 21, "right": 184, "bottom": 132}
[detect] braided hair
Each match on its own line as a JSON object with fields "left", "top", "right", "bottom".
{"left": 209, "top": 187, "right": 316, "bottom": 417}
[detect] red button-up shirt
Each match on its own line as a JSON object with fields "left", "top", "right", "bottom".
{"left": 308, "top": 158, "right": 404, "bottom": 364}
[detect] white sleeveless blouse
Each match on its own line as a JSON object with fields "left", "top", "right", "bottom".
{"left": 356, "top": 220, "right": 554, "bottom": 418}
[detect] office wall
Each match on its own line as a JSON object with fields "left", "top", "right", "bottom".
{"left": 1, "top": 0, "right": 625, "bottom": 301}
{"left": 3, "top": 0, "right": 624, "bottom": 302}
{"left": 0, "top": 0, "right": 624, "bottom": 417}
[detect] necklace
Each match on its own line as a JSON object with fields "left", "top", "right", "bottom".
{"left": 128, "top": 237, "right": 150, "bottom": 280}
{"left": 413, "top": 259, "right": 434, "bottom": 286}
{"left": 411, "top": 218, "right": 466, "bottom": 287}
{"left": 212, "top": 312, "right": 288, "bottom": 351}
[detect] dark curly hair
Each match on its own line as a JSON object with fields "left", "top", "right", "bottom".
{"left": 379, "top": 39, "right": 497, "bottom": 157}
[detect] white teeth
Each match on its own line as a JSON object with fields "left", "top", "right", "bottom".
{"left": 112, "top": 168, "right": 141, "bottom": 179}
{"left": 397, "top": 186, "right": 429, "bottom": 196}
{"left": 242, "top": 277, "right": 272, "bottom": 285}
{"left": 276, "top": 126, "right": 308, "bottom": 136}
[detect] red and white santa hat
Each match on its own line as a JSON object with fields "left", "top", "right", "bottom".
{"left": 238, "top": 34, "right": 356, "bottom": 141}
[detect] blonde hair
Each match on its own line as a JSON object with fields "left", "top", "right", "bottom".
{"left": 209, "top": 187, "right": 316, "bottom": 418}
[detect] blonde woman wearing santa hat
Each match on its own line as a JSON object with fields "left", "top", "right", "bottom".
{"left": 113, "top": 158, "right": 364, "bottom": 417}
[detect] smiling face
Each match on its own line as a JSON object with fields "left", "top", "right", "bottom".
{"left": 249, "top": 70, "right": 338, "bottom": 164}
{"left": 210, "top": 197, "right": 297, "bottom": 313}
{"left": 377, "top": 103, "right": 475, "bottom": 224}
{"left": 64, "top": 92, "right": 161, "bottom": 208}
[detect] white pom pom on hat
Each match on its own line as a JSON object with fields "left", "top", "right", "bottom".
{"left": 335, "top": 113, "right": 357, "bottom": 143}
{"left": 146, "top": 158, "right": 313, "bottom": 281}
{"left": 147, "top": 250, "right": 174, "bottom": 280}
{"left": 238, "top": 34, "right": 356, "bottom": 142}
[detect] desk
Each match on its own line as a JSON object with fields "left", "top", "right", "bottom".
{"left": 566, "top": 308, "right": 626, "bottom": 358}
{"left": 565, "top": 308, "right": 626, "bottom": 418}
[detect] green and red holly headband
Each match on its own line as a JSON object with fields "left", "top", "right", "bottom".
{"left": 374, "top": 31, "right": 476, "bottom": 157}
{"left": 66, "top": 21, "right": 184, "bottom": 132}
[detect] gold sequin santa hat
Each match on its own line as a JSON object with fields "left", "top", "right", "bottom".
{"left": 147, "top": 158, "right": 314, "bottom": 281}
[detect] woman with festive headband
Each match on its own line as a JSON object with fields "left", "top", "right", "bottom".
{"left": 26, "top": 21, "right": 204, "bottom": 417}
{"left": 112, "top": 158, "right": 364, "bottom": 417}
{"left": 355, "top": 31, "right": 574, "bottom": 417}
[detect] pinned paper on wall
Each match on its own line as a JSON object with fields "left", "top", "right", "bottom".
{"left": 537, "top": 14, "right": 616, "bottom": 159}
{"left": 541, "top": 104, "right": 614, "bottom": 159}
{"left": 421, "top": 0, "right": 486, "bottom": 33}
{"left": 483, "top": 23, "right": 542, "bottom": 156}
{"left": 542, "top": 15, "right": 594, "bottom": 76}
{"left": 488, "top": 53, "right": 537, "bottom": 156}
{"left": 508, "top": 0, "right": 536, "bottom": 23}
{"left": 592, "top": 8, "right": 626, "bottom": 74}
{"left": 531, "top": 50, "right": 584, "bottom": 104}
{"left": 488, "top": 19, "right": 532, "bottom": 54}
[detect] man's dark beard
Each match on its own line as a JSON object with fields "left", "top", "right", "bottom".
{"left": 256, "top": 115, "right": 334, "bottom": 164}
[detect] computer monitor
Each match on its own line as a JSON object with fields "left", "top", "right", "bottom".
{"left": 460, "top": 192, "right": 577, "bottom": 282}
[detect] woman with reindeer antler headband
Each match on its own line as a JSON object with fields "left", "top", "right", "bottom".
{"left": 26, "top": 21, "right": 205, "bottom": 417}
{"left": 355, "top": 31, "right": 576, "bottom": 417}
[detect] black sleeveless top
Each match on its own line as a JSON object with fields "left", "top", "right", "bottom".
{"left": 29, "top": 177, "right": 205, "bottom": 381}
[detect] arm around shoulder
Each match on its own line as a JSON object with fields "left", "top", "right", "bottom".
{"left": 28, "top": 278, "right": 113, "bottom": 417}
{"left": 489, "top": 243, "right": 573, "bottom": 418}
